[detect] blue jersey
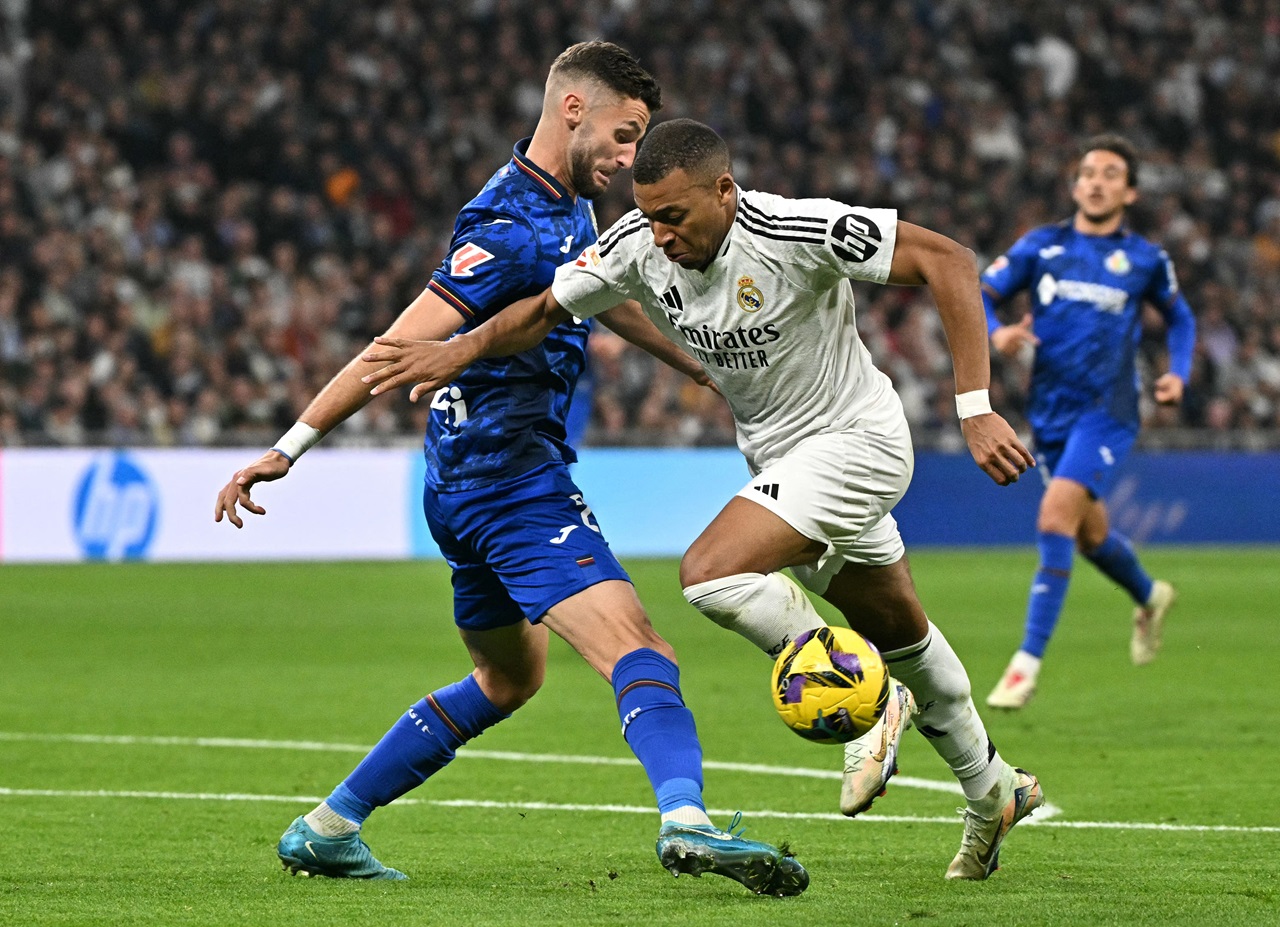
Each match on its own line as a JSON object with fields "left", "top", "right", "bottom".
{"left": 424, "top": 139, "right": 599, "bottom": 490}
{"left": 981, "top": 221, "right": 1196, "bottom": 443}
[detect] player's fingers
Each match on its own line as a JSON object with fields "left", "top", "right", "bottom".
{"left": 360, "top": 348, "right": 396, "bottom": 364}
{"left": 361, "top": 363, "right": 400, "bottom": 385}
{"left": 372, "top": 336, "right": 408, "bottom": 347}
{"left": 409, "top": 383, "right": 431, "bottom": 402}
{"left": 370, "top": 370, "right": 421, "bottom": 396}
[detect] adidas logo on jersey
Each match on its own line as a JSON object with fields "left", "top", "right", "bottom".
{"left": 753, "top": 483, "right": 780, "bottom": 500}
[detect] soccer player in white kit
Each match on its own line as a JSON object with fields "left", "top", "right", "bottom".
{"left": 362, "top": 119, "right": 1044, "bottom": 881}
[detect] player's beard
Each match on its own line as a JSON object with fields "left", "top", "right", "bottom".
{"left": 568, "top": 145, "right": 612, "bottom": 200}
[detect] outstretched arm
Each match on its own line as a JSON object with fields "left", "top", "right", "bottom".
{"left": 887, "top": 221, "right": 1035, "bottom": 485}
{"left": 213, "top": 286, "right": 466, "bottom": 527}
{"left": 597, "top": 300, "right": 713, "bottom": 388}
{"left": 361, "top": 286, "right": 572, "bottom": 402}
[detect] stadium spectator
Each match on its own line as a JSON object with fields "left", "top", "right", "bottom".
{"left": 1, "top": 0, "right": 1277, "bottom": 448}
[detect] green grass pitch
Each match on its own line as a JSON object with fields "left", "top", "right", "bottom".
{"left": 2, "top": 549, "right": 1278, "bottom": 926}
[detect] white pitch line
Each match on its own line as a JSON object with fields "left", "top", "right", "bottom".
{"left": 1, "top": 788, "right": 1276, "bottom": 835}
{"left": 0, "top": 729, "right": 961, "bottom": 792}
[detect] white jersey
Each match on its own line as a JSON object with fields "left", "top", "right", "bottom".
{"left": 551, "top": 188, "right": 906, "bottom": 469}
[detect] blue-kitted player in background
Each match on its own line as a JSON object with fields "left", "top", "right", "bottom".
{"left": 981, "top": 135, "right": 1196, "bottom": 710}
{"left": 215, "top": 42, "right": 807, "bottom": 895}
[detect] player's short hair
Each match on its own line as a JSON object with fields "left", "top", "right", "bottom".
{"left": 548, "top": 41, "right": 661, "bottom": 113}
{"left": 632, "top": 118, "right": 730, "bottom": 186}
{"left": 1079, "top": 134, "right": 1139, "bottom": 187}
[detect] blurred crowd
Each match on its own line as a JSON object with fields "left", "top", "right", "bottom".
{"left": 1, "top": 0, "right": 1278, "bottom": 450}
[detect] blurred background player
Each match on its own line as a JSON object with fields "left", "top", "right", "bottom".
{"left": 362, "top": 118, "right": 1045, "bottom": 882}
{"left": 215, "top": 45, "right": 807, "bottom": 895}
{"left": 982, "top": 135, "right": 1196, "bottom": 710}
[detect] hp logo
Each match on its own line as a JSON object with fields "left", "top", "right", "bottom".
{"left": 73, "top": 452, "right": 159, "bottom": 560}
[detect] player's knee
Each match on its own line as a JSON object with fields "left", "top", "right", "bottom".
{"left": 678, "top": 547, "right": 726, "bottom": 588}
{"left": 474, "top": 666, "right": 543, "bottom": 714}
{"left": 682, "top": 572, "right": 767, "bottom": 629}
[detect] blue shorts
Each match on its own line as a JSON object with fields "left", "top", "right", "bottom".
{"left": 1034, "top": 409, "right": 1137, "bottom": 499}
{"left": 424, "top": 461, "right": 631, "bottom": 631}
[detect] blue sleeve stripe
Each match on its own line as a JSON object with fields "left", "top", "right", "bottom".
{"left": 428, "top": 279, "right": 477, "bottom": 319}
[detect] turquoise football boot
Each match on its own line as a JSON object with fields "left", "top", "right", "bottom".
{"left": 655, "top": 812, "right": 809, "bottom": 896}
{"left": 277, "top": 816, "right": 407, "bottom": 880}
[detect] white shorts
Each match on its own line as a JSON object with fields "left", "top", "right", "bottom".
{"left": 735, "top": 423, "right": 914, "bottom": 595}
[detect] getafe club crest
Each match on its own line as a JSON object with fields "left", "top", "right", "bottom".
{"left": 737, "top": 276, "right": 764, "bottom": 312}
{"left": 1105, "top": 249, "right": 1131, "bottom": 275}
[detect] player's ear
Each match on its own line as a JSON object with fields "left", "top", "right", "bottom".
{"left": 562, "top": 91, "right": 586, "bottom": 129}
{"left": 715, "top": 172, "right": 734, "bottom": 202}
{"left": 1123, "top": 186, "right": 1138, "bottom": 207}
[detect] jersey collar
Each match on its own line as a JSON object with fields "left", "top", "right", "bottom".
{"left": 512, "top": 138, "right": 569, "bottom": 201}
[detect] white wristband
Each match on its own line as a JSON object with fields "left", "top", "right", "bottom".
{"left": 955, "top": 389, "right": 992, "bottom": 420}
{"left": 271, "top": 422, "right": 323, "bottom": 463}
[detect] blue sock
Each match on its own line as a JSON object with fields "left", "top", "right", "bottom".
{"left": 612, "top": 648, "right": 705, "bottom": 814}
{"left": 1083, "top": 531, "right": 1154, "bottom": 605}
{"left": 1020, "top": 532, "right": 1075, "bottom": 658}
{"left": 327, "top": 675, "right": 508, "bottom": 825}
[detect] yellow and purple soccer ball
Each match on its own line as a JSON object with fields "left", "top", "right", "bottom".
{"left": 771, "top": 626, "right": 890, "bottom": 744}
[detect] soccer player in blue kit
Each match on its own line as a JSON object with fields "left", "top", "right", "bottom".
{"left": 982, "top": 136, "right": 1196, "bottom": 710}
{"left": 214, "top": 42, "right": 808, "bottom": 895}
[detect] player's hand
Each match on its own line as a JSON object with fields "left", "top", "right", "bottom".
{"left": 361, "top": 337, "right": 470, "bottom": 402}
{"left": 960, "top": 412, "right": 1035, "bottom": 486}
{"left": 990, "top": 315, "right": 1039, "bottom": 357}
{"left": 1153, "top": 373, "right": 1184, "bottom": 405}
{"left": 214, "top": 450, "right": 291, "bottom": 528}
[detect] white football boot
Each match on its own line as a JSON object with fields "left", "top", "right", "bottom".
{"left": 1131, "top": 579, "right": 1176, "bottom": 666}
{"left": 986, "top": 651, "right": 1040, "bottom": 710}
{"left": 945, "top": 764, "right": 1044, "bottom": 880}
{"left": 839, "top": 679, "right": 915, "bottom": 816}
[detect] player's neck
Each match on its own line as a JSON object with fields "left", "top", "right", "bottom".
{"left": 1073, "top": 210, "right": 1125, "bottom": 237}
{"left": 692, "top": 188, "right": 739, "bottom": 273}
{"left": 524, "top": 127, "right": 577, "bottom": 198}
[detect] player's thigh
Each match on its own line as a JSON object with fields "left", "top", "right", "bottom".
{"left": 542, "top": 579, "right": 674, "bottom": 682}
{"left": 691, "top": 427, "right": 912, "bottom": 589}
{"left": 458, "top": 620, "right": 549, "bottom": 713}
{"left": 680, "top": 495, "right": 826, "bottom": 586}
{"left": 433, "top": 463, "right": 633, "bottom": 627}
{"left": 1038, "top": 477, "right": 1096, "bottom": 536}
{"left": 818, "top": 554, "right": 929, "bottom": 652}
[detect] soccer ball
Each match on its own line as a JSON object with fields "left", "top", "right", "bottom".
{"left": 771, "top": 626, "right": 890, "bottom": 744}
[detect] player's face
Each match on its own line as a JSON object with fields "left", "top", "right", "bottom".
{"left": 1072, "top": 149, "right": 1137, "bottom": 223}
{"left": 568, "top": 96, "right": 651, "bottom": 200}
{"left": 634, "top": 169, "right": 736, "bottom": 271}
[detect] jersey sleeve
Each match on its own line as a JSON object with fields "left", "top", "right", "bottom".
{"left": 814, "top": 205, "right": 899, "bottom": 285}
{"left": 550, "top": 217, "right": 640, "bottom": 320}
{"left": 1146, "top": 249, "right": 1196, "bottom": 382}
{"left": 428, "top": 215, "right": 541, "bottom": 322}
{"left": 981, "top": 233, "right": 1040, "bottom": 302}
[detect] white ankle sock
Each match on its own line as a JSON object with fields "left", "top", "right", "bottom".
{"left": 883, "top": 622, "right": 1007, "bottom": 801}
{"left": 660, "top": 805, "right": 713, "bottom": 827}
{"left": 304, "top": 801, "right": 360, "bottom": 837}
{"left": 682, "top": 572, "right": 826, "bottom": 658}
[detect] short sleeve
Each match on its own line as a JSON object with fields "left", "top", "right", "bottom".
{"left": 819, "top": 206, "right": 899, "bottom": 284}
{"left": 428, "top": 216, "right": 540, "bottom": 322}
{"left": 551, "top": 216, "right": 643, "bottom": 320}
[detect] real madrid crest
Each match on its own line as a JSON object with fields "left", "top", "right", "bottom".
{"left": 736, "top": 276, "right": 764, "bottom": 312}
{"left": 1105, "top": 249, "right": 1131, "bottom": 275}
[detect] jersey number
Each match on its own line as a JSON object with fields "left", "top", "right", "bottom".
{"left": 431, "top": 386, "right": 469, "bottom": 426}
{"left": 569, "top": 493, "right": 601, "bottom": 533}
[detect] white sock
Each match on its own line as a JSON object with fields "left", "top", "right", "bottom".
{"left": 884, "top": 622, "right": 1007, "bottom": 802}
{"left": 304, "top": 801, "right": 360, "bottom": 837}
{"left": 660, "top": 805, "right": 714, "bottom": 827}
{"left": 682, "top": 572, "right": 826, "bottom": 658}
{"left": 1010, "top": 650, "right": 1042, "bottom": 679}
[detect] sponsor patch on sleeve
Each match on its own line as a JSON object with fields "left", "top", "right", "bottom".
{"left": 450, "top": 242, "right": 496, "bottom": 277}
